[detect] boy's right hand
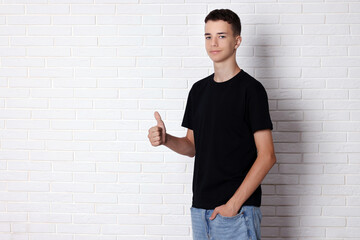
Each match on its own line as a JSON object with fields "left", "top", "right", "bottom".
{"left": 148, "top": 111, "right": 167, "bottom": 146}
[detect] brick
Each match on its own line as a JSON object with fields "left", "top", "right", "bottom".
{"left": 6, "top": 99, "right": 48, "bottom": 109}
{"left": 54, "top": 37, "right": 97, "bottom": 46}
{"left": 0, "top": 172, "right": 28, "bottom": 181}
{"left": 304, "top": 25, "right": 349, "bottom": 35}
{"left": 320, "top": 143, "right": 360, "bottom": 152}
{"left": 51, "top": 183, "right": 94, "bottom": 193}
{"left": 263, "top": 174, "right": 298, "bottom": 185}
{"left": 0, "top": 5, "right": 24, "bottom": 14}
{"left": 73, "top": 47, "right": 116, "bottom": 57}
{"left": 73, "top": 26, "right": 117, "bottom": 36}
{"left": 8, "top": 161, "right": 51, "bottom": 171}
{"left": 50, "top": 99, "right": 93, "bottom": 109}
{"left": 304, "top": 3, "right": 348, "bottom": 13}
{"left": 301, "top": 132, "right": 346, "bottom": 142}
{"left": 96, "top": 204, "right": 138, "bottom": 214}
{"left": 116, "top": 4, "right": 161, "bottom": 14}
{"left": 53, "top": 16, "right": 95, "bottom": 25}
{"left": 2, "top": 58, "right": 44, "bottom": 67}
{"left": 302, "top": 46, "right": 347, "bottom": 56}
{"left": 101, "top": 225, "right": 144, "bottom": 235}
{"left": 71, "top": 4, "right": 115, "bottom": 14}
{"left": 120, "top": 152, "right": 163, "bottom": 162}
{"left": 327, "top": 227, "right": 360, "bottom": 238}
{"left": 7, "top": 16, "right": 50, "bottom": 25}
{"left": 141, "top": 184, "right": 183, "bottom": 194}
{"left": 96, "top": 163, "right": 140, "bottom": 173}
{"left": 163, "top": 4, "right": 206, "bottom": 14}
{"left": 29, "top": 68, "right": 73, "bottom": 78}
{"left": 303, "top": 153, "right": 347, "bottom": 164}
{"left": 0, "top": 150, "right": 28, "bottom": 160}
{"left": 92, "top": 57, "right": 135, "bottom": 67}
{"left": 118, "top": 26, "right": 162, "bottom": 36}
{"left": 74, "top": 193, "right": 117, "bottom": 203}
{"left": 276, "top": 185, "right": 321, "bottom": 195}
{"left": 143, "top": 79, "right": 187, "bottom": 89}
{"left": 7, "top": 182, "right": 49, "bottom": 192}
{"left": 28, "top": 26, "right": 72, "bottom": 36}
{"left": 304, "top": 111, "right": 349, "bottom": 121}
{"left": 118, "top": 173, "right": 161, "bottom": 183}
{"left": 75, "top": 151, "right": 118, "bottom": 162}
{"left": 73, "top": 214, "right": 117, "bottom": 224}
{"left": 322, "top": 185, "right": 360, "bottom": 195}
{"left": 146, "top": 225, "right": 189, "bottom": 236}
{"left": 51, "top": 203, "right": 94, "bottom": 213}
{"left": 53, "top": 162, "right": 95, "bottom": 172}
{"left": 47, "top": 58, "right": 90, "bottom": 67}
{"left": 2, "top": 140, "right": 45, "bottom": 150}
{"left": 75, "top": 173, "right": 117, "bottom": 183}
{"left": 278, "top": 100, "right": 323, "bottom": 110}
{"left": 95, "top": 120, "right": 138, "bottom": 130}
{"left": 57, "top": 224, "right": 100, "bottom": 234}
{"left": 137, "top": 57, "right": 181, "bottom": 67}
{"left": 277, "top": 122, "right": 322, "bottom": 132}
{"left": 30, "top": 172, "right": 73, "bottom": 182}
{"left": 300, "top": 196, "right": 345, "bottom": 206}
{"left": 27, "top": 47, "right": 71, "bottom": 57}
{"left": 117, "top": 194, "right": 162, "bottom": 205}
{"left": 29, "top": 213, "right": 71, "bottom": 223}
{"left": 143, "top": 16, "right": 186, "bottom": 25}
{"left": 0, "top": 68, "right": 27, "bottom": 77}
{"left": 326, "top": 14, "right": 360, "bottom": 24}
{"left": 0, "top": 109, "right": 30, "bottom": 119}
{"left": 97, "top": 16, "right": 141, "bottom": 25}
{"left": 27, "top": 4, "right": 69, "bottom": 14}
{"left": 280, "top": 227, "right": 325, "bottom": 237}
{"left": 9, "top": 78, "right": 51, "bottom": 87}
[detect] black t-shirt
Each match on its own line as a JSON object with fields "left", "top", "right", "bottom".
{"left": 181, "top": 69, "right": 273, "bottom": 209}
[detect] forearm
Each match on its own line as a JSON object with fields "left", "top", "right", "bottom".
{"left": 164, "top": 133, "right": 195, "bottom": 158}
{"left": 228, "top": 153, "right": 276, "bottom": 210}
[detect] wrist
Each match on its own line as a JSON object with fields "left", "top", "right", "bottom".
{"left": 163, "top": 133, "right": 169, "bottom": 146}
{"left": 227, "top": 197, "right": 243, "bottom": 212}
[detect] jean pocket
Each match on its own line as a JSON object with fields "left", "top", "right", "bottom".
{"left": 217, "top": 208, "right": 244, "bottom": 220}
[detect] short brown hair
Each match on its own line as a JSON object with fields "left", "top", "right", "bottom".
{"left": 204, "top": 9, "right": 241, "bottom": 37}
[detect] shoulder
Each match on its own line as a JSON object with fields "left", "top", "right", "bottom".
{"left": 189, "top": 73, "right": 213, "bottom": 93}
{"left": 242, "top": 71, "right": 267, "bottom": 93}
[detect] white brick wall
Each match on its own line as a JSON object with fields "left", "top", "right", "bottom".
{"left": 0, "top": 1, "right": 359, "bottom": 239}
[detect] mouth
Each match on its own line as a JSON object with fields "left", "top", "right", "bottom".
{"left": 210, "top": 50, "right": 221, "bottom": 54}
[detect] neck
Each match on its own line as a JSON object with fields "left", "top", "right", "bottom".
{"left": 213, "top": 56, "right": 241, "bottom": 83}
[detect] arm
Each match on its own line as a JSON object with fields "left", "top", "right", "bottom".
{"left": 164, "top": 129, "right": 195, "bottom": 158}
{"left": 148, "top": 111, "right": 195, "bottom": 158}
{"left": 210, "top": 129, "right": 276, "bottom": 219}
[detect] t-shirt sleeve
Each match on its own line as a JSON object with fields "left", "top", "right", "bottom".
{"left": 246, "top": 81, "right": 273, "bottom": 133}
{"left": 181, "top": 87, "right": 193, "bottom": 130}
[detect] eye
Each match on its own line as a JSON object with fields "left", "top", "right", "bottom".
{"left": 219, "top": 35, "right": 226, "bottom": 39}
{"left": 205, "top": 36, "right": 211, "bottom": 40}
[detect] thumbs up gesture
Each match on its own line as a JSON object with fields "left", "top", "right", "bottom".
{"left": 148, "top": 111, "right": 167, "bottom": 146}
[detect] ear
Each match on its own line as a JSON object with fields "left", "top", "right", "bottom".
{"left": 235, "top": 35, "right": 242, "bottom": 49}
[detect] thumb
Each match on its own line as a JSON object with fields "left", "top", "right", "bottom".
{"left": 209, "top": 210, "right": 218, "bottom": 221}
{"left": 154, "top": 111, "right": 164, "bottom": 127}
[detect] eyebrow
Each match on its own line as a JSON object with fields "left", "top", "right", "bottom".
{"left": 204, "top": 32, "right": 228, "bottom": 36}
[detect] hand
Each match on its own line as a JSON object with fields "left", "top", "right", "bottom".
{"left": 209, "top": 202, "right": 240, "bottom": 220}
{"left": 148, "top": 111, "right": 167, "bottom": 146}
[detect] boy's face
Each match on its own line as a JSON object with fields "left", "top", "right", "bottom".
{"left": 204, "top": 20, "right": 241, "bottom": 63}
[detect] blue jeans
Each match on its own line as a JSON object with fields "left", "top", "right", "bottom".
{"left": 190, "top": 206, "right": 262, "bottom": 240}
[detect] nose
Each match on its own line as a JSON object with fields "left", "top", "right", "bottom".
{"left": 211, "top": 37, "right": 218, "bottom": 47}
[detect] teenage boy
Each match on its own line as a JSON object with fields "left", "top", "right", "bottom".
{"left": 148, "top": 9, "right": 276, "bottom": 240}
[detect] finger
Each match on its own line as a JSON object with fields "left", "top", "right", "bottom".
{"left": 209, "top": 210, "right": 217, "bottom": 220}
{"left": 151, "top": 131, "right": 161, "bottom": 139}
{"left": 154, "top": 111, "right": 164, "bottom": 126}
